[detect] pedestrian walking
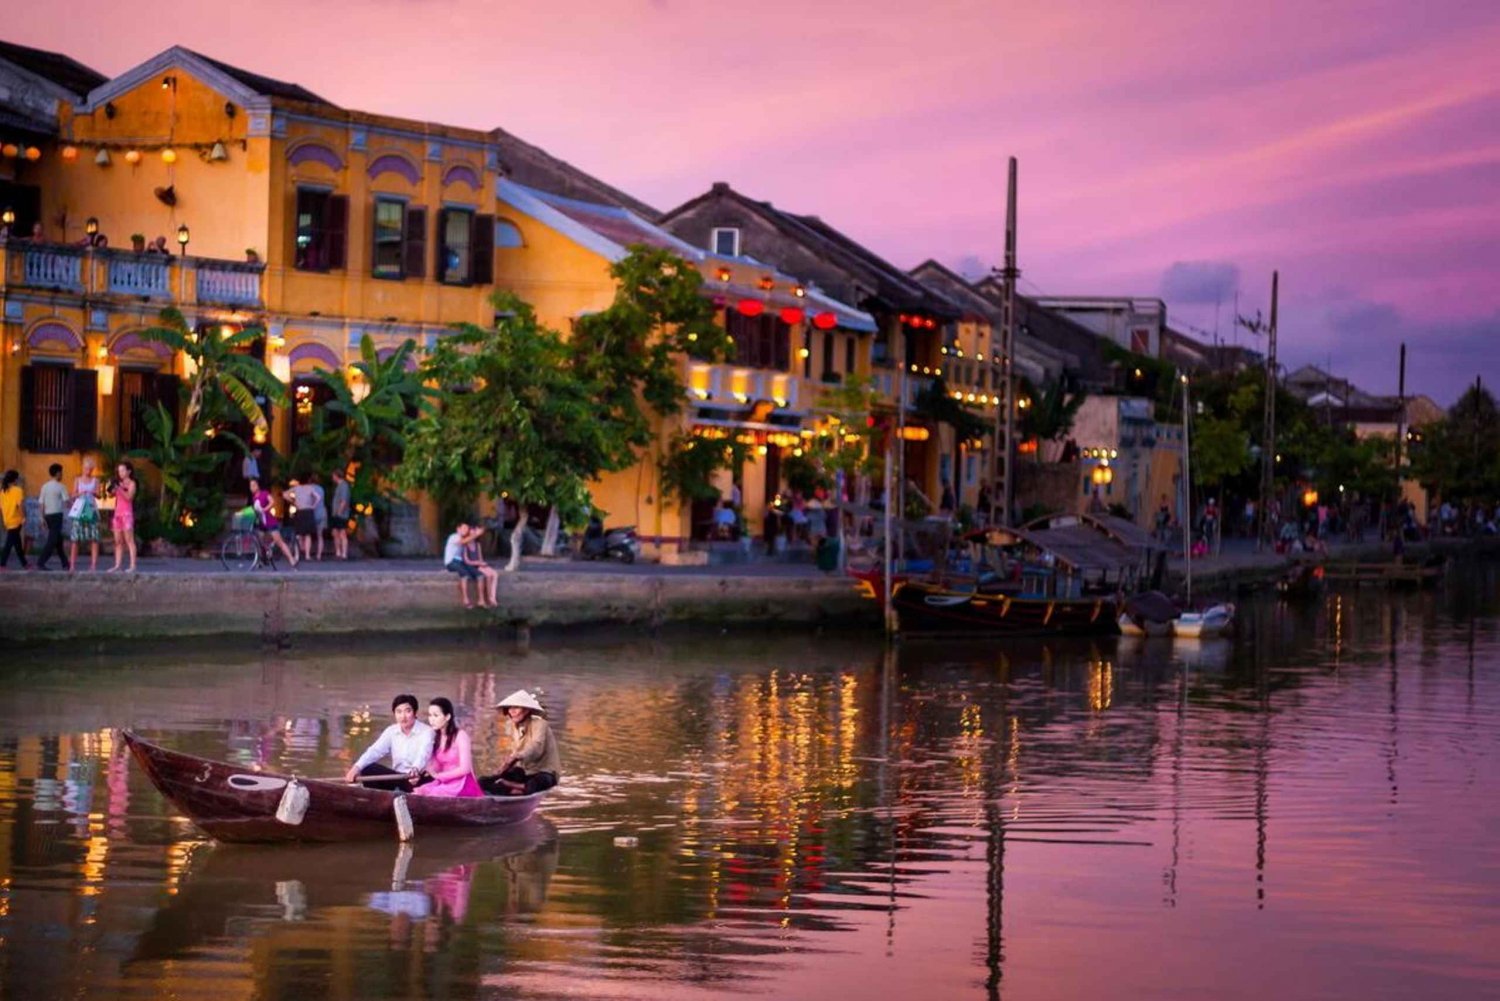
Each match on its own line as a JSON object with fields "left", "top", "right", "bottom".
{"left": 285, "top": 478, "right": 319, "bottom": 562}
{"left": 330, "top": 468, "right": 352, "bottom": 560}
{"left": 68, "top": 458, "right": 102, "bottom": 573}
{"left": 34, "top": 463, "right": 70, "bottom": 570}
{"left": 107, "top": 462, "right": 138, "bottom": 573}
{"left": 1, "top": 470, "right": 28, "bottom": 569}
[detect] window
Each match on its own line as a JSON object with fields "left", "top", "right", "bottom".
{"left": 845, "top": 336, "right": 856, "bottom": 375}
{"left": 118, "top": 369, "right": 180, "bottom": 451}
{"left": 437, "top": 208, "right": 494, "bottom": 285}
{"left": 725, "top": 310, "right": 790, "bottom": 371}
{"left": 372, "top": 198, "right": 406, "bottom": 279}
{"left": 19, "top": 365, "right": 97, "bottom": 454}
{"left": 294, "top": 188, "right": 349, "bottom": 272}
{"left": 711, "top": 227, "right": 740, "bottom": 257}
{"left": 821, "top": 330, "right": 837, "bottom": 382}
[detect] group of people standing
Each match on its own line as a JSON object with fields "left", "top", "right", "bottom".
{"left": 245, "top": 467, "right": 354, "bottom": 569}
{"left": 1, "top": 458, "right": 139, "bottom": 573}
{"left": 344, "top": 689, "right": 560, "bottom": 798}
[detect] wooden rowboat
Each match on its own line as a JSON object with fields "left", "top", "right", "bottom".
{"left": 124, "top": 730, "right": 547, "bottom": 844}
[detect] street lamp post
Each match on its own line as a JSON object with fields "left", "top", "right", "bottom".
{"left": 176, "top": 223, "right": 190, "bottom": 256}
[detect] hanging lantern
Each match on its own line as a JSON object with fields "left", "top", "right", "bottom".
{"left": 1, "top": 144, "right": 17, "bottom": 158}
{"left": 813, "top": 312, "right": 837, "bottom": 330}
{"left": 124, "top": 149, "right": 142, "bottom": 165}
{"left": 779, "top": 307, "right": 804, "bottom": 325}
{"left": 94, "top": 148, "right": 112, "bottom": 166}
{"left": 62, "top": 145, "right": 78, "bottom": 162}
{"left": 161, "top": 147, "right": 177, "bottom": 164}
{"left": 715, "top": 266, "right": 731, "bottom": 282}
{"left": 757, "top": 275, "right": 775, "bottom": 291}
{"left": 737, "top": 298, "right": 764, "bottom": 317}
{"left": 24, "top": 147, "right": 41, "bottom": 161}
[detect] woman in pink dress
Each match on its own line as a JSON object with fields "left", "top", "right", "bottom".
{"left": 107, "top": 462, "right": 137, "bottom": 573}
{"left": 414, "top": 698, "right": 483, "bottom": 798}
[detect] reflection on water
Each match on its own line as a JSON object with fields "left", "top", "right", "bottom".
{"left": 2, "top": 570, "right": 1500, "bottom": 1000}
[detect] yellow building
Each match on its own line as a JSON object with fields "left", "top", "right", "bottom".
{"left": 2, "top": 42, "right": 876, "bottom": 556}
{"left": 494, "top": 180, "right": 875, "bottom": 555}
{"left": 2, "top": 45, "right": 508, "bottom": 548}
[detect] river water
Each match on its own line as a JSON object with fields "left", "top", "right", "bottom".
{"left": 2, "top": 572, "right": 1498, "bottom": 1000}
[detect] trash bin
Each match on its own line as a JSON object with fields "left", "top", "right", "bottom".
{"left": 816, "top": 536, "right": 840, "bottom": 572}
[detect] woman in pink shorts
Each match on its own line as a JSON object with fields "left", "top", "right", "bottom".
{"left": 108, "top": 461, "right": 138, "bottom": 573}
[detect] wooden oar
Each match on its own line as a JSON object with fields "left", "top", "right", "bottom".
{"left": 348, "top": 772, "right": 420, "bottom": 785}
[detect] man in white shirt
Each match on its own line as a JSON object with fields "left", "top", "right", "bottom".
{"left": 344, "top": 694, "right": 434, "bottom": 791}
{"left": 442, "top": 523, "right": 481, "bottom": 608}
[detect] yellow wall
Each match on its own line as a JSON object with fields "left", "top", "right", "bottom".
{"left": 57, "top": 70, "right": 267, "bottom": 258}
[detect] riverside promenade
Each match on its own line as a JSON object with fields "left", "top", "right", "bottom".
{"left": 0, "top": 555, "right": 880, "bottom": 644}
{"left": 0, "top": 535, "right": 1468, "bottom": 645}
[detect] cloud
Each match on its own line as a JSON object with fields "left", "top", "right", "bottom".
{"left": 1160, "top": 261, "right": 1240, "bottom": 305}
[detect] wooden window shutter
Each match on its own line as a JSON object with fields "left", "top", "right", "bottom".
{"left": 434, "top": 208, "right": 451, "bottom": 280}
{"left": 404, "top": 206, "right": 427, "bottom": 279}
{"left": 72, "top": 368, "right": 99, "bottom": 451}
{"left": 19, "top": 366, "right": 37, "bottom": 451}
{"left": 154, "top": 372, "right": 182, "bottom": 417}
{"left": 773, "top": 317, "right": 791, "bottom": 371}
{"left": 324, "top": 194, "right": 350, "bottom": 270}
{"left": 470, "top": 213, "right": 495, "bottom": 285}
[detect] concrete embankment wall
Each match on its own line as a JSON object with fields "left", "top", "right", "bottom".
{"left": 0, "top": 571, "right": 879, "bottom": 644}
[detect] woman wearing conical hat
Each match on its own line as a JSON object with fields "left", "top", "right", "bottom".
{"left": 479, "top": 689, "right": 561, "bottom": 796}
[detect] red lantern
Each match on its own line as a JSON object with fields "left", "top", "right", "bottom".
{"left": 737, "top": 299, "right": 765, "bottom": 317}
{"left": 813, "top": 312, "right": 837, "bottom": 330}
{"left": 780, "top": 307, "right": 805, "bottom": 325}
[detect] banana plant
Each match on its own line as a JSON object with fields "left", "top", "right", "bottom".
{"left": 139, "top": 307, "right": 287, "bottom": 433}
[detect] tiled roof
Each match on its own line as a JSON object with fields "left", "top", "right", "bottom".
{"left": 537, "top": 194, "right": 698, "bottom": 256}
{"left": 184, "top": 48, "right": 335, "bottom": 106}
{"left": 0, "top": 39, "right": 106, "bottom": 98}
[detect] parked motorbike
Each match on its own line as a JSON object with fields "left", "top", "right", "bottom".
{"left": 577, "top": 518, "right": 639, "bottom": 564}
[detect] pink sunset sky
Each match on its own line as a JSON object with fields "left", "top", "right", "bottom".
{"left": 13, "top": 0, "right": 1498, "bottom": 404}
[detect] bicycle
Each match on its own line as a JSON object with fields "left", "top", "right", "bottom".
{"left": 220, "top": 510, "right": 281, "bottom": 571}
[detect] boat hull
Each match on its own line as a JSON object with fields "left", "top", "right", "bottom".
{"left": 893, "top": 581, "right": 1120, "bottom": 636}
{"left": 124, "top": 731, "right": 546, "bottom": 844}
{"left": 1173, "top": 604, "right": 1234, "bottom": 639}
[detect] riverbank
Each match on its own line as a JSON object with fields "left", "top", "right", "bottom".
{"left": 0, "top": 559, "right": 878, "bottom": 644}
{"left": 4, "top": 537, "right": 1495, "bottom": 644}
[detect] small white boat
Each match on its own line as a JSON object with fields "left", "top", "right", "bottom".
{"left": 1173, "top": 603, "right": 1235, "bottom": 639}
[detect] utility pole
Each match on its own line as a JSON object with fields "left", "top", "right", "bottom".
{"left": 1394, "top": 342, "right": 1407, "bottom": 501}
{"left": 1243, "top": 272, "right": 1279, "bottom": 551}
{"left": 996, "top": 156, "right": 1018, "bottom": 527}
{"left": 1260, "top": 270, "right": 1284, "bottom": 552}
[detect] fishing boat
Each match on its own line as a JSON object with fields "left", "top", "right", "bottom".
{"left": 892, "top": 514, "right": 1159, "bottom": 636}
{"left": 124, "top": 731, "right": 547, "bottom": 844}
{"left": 891, "top": 578, "right": 1121, "bottom": 635}
{"left": 1173, "top": 602, "right": 1235, "bottom": 639}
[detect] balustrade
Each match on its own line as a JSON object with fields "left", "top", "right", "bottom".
{"left": 107, "top": 255, "right": 171, "bottom": 297}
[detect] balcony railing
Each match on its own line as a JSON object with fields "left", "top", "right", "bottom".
{"left": 1, "top": 240, "right": 263, "bottom": 309}
{"left": 107, "top": 255, "right": 171, "bottom": 297}
{"left": 685, "top": 361, "right": 803, "bottom": 412}
{"left": 196, "top": 261, "right": 262, "bottom": 306}
{"left": 18, "top": 244, "right": 84, "bottom": 291}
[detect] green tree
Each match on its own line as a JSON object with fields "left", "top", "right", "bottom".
{"left": 572, "top": 246, "right": 735, "bottom": 471}
{"left": 129, "top": 403, "right": 230, "bottom": 545}
{"left": 294, "top": 335, "right": 435, "bottom": 539}
{"left": 396, "top": 295, "right": 614, "bottom": 570}
{"left": 1018, "top": 375, "right": 1087, "bottom": 460}
{"left": 139, "top": 307, "right": 286, "bottom": 434}
{"left": 1191, "top": 416, "right": 1251, "bottom": 494}
{"left": 1409, "top": 384, "right": 1500, "bottom": 502}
